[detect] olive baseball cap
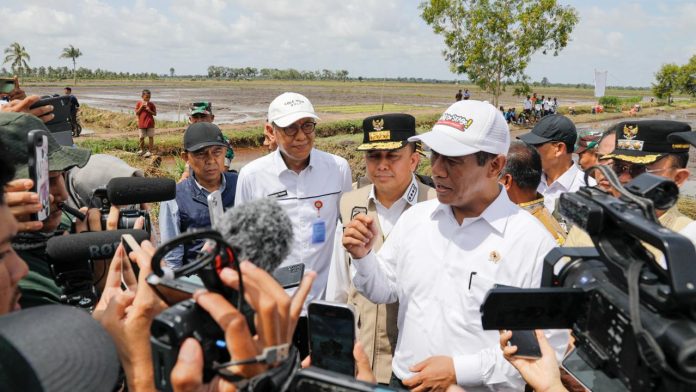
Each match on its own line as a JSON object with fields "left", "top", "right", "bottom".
{"left": 0, "top": 112, "right": 90, "bottom": 179}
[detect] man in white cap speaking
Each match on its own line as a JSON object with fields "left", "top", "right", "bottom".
{"left": 235, "top": 92, "right": 352, "bottom": 307}
{"left": 342, "top": 100, "right": 567, "bottom": 391}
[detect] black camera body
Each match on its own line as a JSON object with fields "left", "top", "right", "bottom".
{"left": 151, "top": 299, "right": 229, "bottom": 390}
{"left": 481, "top": 173, "right": 696, "bottom": 391}
{"left": 91, "top": 187, "right": 152, "bottom": 233}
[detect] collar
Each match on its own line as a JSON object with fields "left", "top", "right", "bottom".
{"left": 542, "top": 163, "right": 581, "bottom": 190}
{"left": 431, "top": 186, "right": 515, "bottom": 235}
{"left": 368, "top": 174, "right": 419, "bottom": 207}
{"left": 191, "top": 171, "right": 226, "bottom": 193}
{"left": 518, "top": 193, "right": 545, "bottom": 209}
{"left": 272, "top": 148, "right": 315, "bottom": 175}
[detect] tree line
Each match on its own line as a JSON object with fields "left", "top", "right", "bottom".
{"left": 206, "top": 66, "right": 349, "bottom": 81}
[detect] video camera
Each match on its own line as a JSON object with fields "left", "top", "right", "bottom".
{"left": 481, "top": 170, "right": 696, "bottom": 391}
{"left": 89, "top": 177, "right": 176, "bottom": 233}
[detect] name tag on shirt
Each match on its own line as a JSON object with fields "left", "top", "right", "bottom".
{"left": 268, "top": 190, "right": 288, "bottom": 198}
{"left": 312, "top": 219, "right": 326, "bottom": 244}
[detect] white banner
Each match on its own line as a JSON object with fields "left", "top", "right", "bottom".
{"left": 594, "top": 70, "right": 608, "bottom": 98}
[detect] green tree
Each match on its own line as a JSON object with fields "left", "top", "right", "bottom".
{"left": 3, "top": 42, "right": 31, "bottom": 79}
{"left": 541, "top": 76, "right": 550, "bottom": 87}
{"left": 653, "top": 63, "right": 680, "bottom": 104}
{"left": 170, "top": 67, "right": 175, "bottom": 77}
{"left": 59, "top": 45, "right": 83, "bottom": 85}
{"left": 678, "top": 55, "right": 696, "bottom": 98}
{"left": 420, "top": 0, "right": 578, "bottom": 107}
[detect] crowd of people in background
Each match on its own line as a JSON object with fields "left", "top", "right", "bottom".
{"left": 0, "top": 79, "right": 695, "bottom": 392}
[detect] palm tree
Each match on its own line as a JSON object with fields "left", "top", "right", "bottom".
{"left": 59, "top": 45, "right": 83, "bottom": 85}
{"left": 3, "top": 42, "right": 31, "bottom": 80}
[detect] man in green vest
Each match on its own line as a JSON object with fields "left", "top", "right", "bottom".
{"left": 325, "top": 113, "right": 435, "bottom": 384}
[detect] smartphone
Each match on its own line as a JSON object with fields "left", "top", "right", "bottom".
{"left": 27, "top": 130, "right": 50, "bottom": 221}
{"left": 28, "top": 95, "right": 72, "bottom": 134}
{"left": 508, "top": 330, "right": 542, "bottom": 359}
{"left": 207, "top": 190, "right": 224, "bottom": 228}
{"left": 272, "top": 263, "right": 305, "bottom": 289}
{"left": 0, "top": 78, "right": 15, "bottom": 94}
{"left": 119, "top": 236, "right": 136, "bottom": 291}
{"left": 308, "top": 301, "right": 356, "bottom": 376}
{"left": 561, "top": 348, "right": 625, "bottom": 391}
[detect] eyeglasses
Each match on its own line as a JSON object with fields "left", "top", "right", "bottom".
{"left": 611, "top": 162, "right": 674, "bottom": 178}
{"left": 274, "top": 121, "right": 316, "bottom": 136}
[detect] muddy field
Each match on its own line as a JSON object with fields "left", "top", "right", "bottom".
{"left": 22, "top": 80, "right": 633, "bottom": 125}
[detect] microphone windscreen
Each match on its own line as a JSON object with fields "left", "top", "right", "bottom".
{"left": 217, "top": 198, "right": 293, "bottom": 272}
{"left": 46, "top": 229, "right": 149, "bottom": 263}
{"left": 106, "top": 177, "right": 176, "bottom": 205}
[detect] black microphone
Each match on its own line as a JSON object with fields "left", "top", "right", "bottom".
{"left": 216, "top": 198, "right": 293, "bottom": 273}
{"left": 106, "top": 177, "right": 176, "bottom": 205}
{"left": 46, "top": 229, "right": 149, "bottom": 263}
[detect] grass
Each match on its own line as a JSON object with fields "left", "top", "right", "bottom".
{"left": 316, "top": 103, "right": 435, "bottom": 114}
{"left": 80, "top": 104, "right": 188, "bottom": 131}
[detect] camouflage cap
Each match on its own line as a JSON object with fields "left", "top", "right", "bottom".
{"left": 0, "top": 112, "right": 91, "bottom": 179}
{"left": 189, "top": 101, "right": 213, "bottom": 116}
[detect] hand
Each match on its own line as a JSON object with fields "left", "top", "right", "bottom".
{"left": 403, "top": 356, "right": 456, "bottom": 392}
{"left": 342, "top": 214, "right": 378, "bottom": 259}
{"left": 170, "top": 261, "right": 316, "bottom": 390}
{"left": 4, "top": 178, "right": 49, "bottom": 232}
{"left": 0, "top": 95, "right": 54, "bottom": 123}
{"left": 500, "top": 330, "right": 567, "bottom": 392}
{"left": 300, "top": 341, "right": 377, "bottom": 384}
{"left": 97, "top": 240, "right": 167, "bottom": 392}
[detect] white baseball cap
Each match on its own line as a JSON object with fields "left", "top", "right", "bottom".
{"left": 409, "top": 100, "right": 510, "bottom": 157}
{"left": 267, "top": 92, "right": 320, "bottom": 127}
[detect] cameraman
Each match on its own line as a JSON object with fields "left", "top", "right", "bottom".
{"left": 0, "top": 112, "right": 126, "bottom": 308}
{"left": 565, "top": 121, "right": 693, "bottom": 250}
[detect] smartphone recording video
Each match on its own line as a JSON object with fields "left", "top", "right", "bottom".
{"left": 308, "top": 301, "right": 356, "bottom": 377}
{"left": 27, "top": 130, "right": 50, "bottom": 221}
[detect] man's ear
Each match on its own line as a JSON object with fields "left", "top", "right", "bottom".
{"left": 264, "top": 123, "right": 275, "bottom": 139}
{"left": 489, "top": 155, "right": 507, "bottom": 178}
{"left": 499, "top": 173, "right": 512, "bottom": 190}
{"left": 409, "top": 150, "right": 420, "bottom": 172}
{"left": 181, "top": 151, "right": 189, "bottom": 162}
{"left": 673, "top": 168, "right": 690, "bottom": 187}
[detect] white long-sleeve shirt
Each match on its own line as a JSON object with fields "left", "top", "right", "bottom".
{"left": 538, "top": 163, "right": 596, "bottom": 214}
{"left": 235, "top": 148, "right": 352, "bottom": 305}
{"left": 352, "top": 189, "right": 568, "bottom": 391}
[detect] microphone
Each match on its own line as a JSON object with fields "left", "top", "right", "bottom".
{"left": 216, "top": 198, "right": 293, "bottom": 272}
{"left": 46, "top": 229, "right": 149, "bottom": 263}
{"left": 106, "top": 177, "right": 176, "bottom": 205}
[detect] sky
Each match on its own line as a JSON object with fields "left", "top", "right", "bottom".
{"left": 1, "top": 0, "right": 694, "bottom": 87}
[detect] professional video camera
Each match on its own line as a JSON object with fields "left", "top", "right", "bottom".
{"left": 481, "top": 168, "right": 696, "bottom": 391}
{"left": 90, "top": 177, "right": 176, "bottom": 233}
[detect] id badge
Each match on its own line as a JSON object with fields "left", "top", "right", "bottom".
{"left": 312, "top": 219, "right": 326, "bottom": 244}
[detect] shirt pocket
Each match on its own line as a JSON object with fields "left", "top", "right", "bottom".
{"left": 461, "top": 273, "right": 497, "bottom": 332}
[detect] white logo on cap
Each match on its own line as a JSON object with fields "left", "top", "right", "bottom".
{"left": 436, "top": 112, "right": 474, "bottom": 131}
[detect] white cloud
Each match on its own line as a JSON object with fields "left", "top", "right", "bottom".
{"left": 0, "top": 0, "right": 693, "bottom": 85}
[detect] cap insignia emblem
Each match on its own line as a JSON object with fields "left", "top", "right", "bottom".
{"left": 369, "top": 131, "right": 391, "bottom": 141}
{"left": 372, "top": 119, "right": 384, "bottom": 131}
{"left": 623, "top": 125, "right": 638, "bottom": 140}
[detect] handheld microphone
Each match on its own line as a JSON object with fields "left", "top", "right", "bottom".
{"left": 216, "top": 198, "right": 293, "bottom": 273}
{"left": 106, "top": 177, "right": 176, "bottom": 205}
{"left": 46, "top": 229, "right": 149, "bottom": 263}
